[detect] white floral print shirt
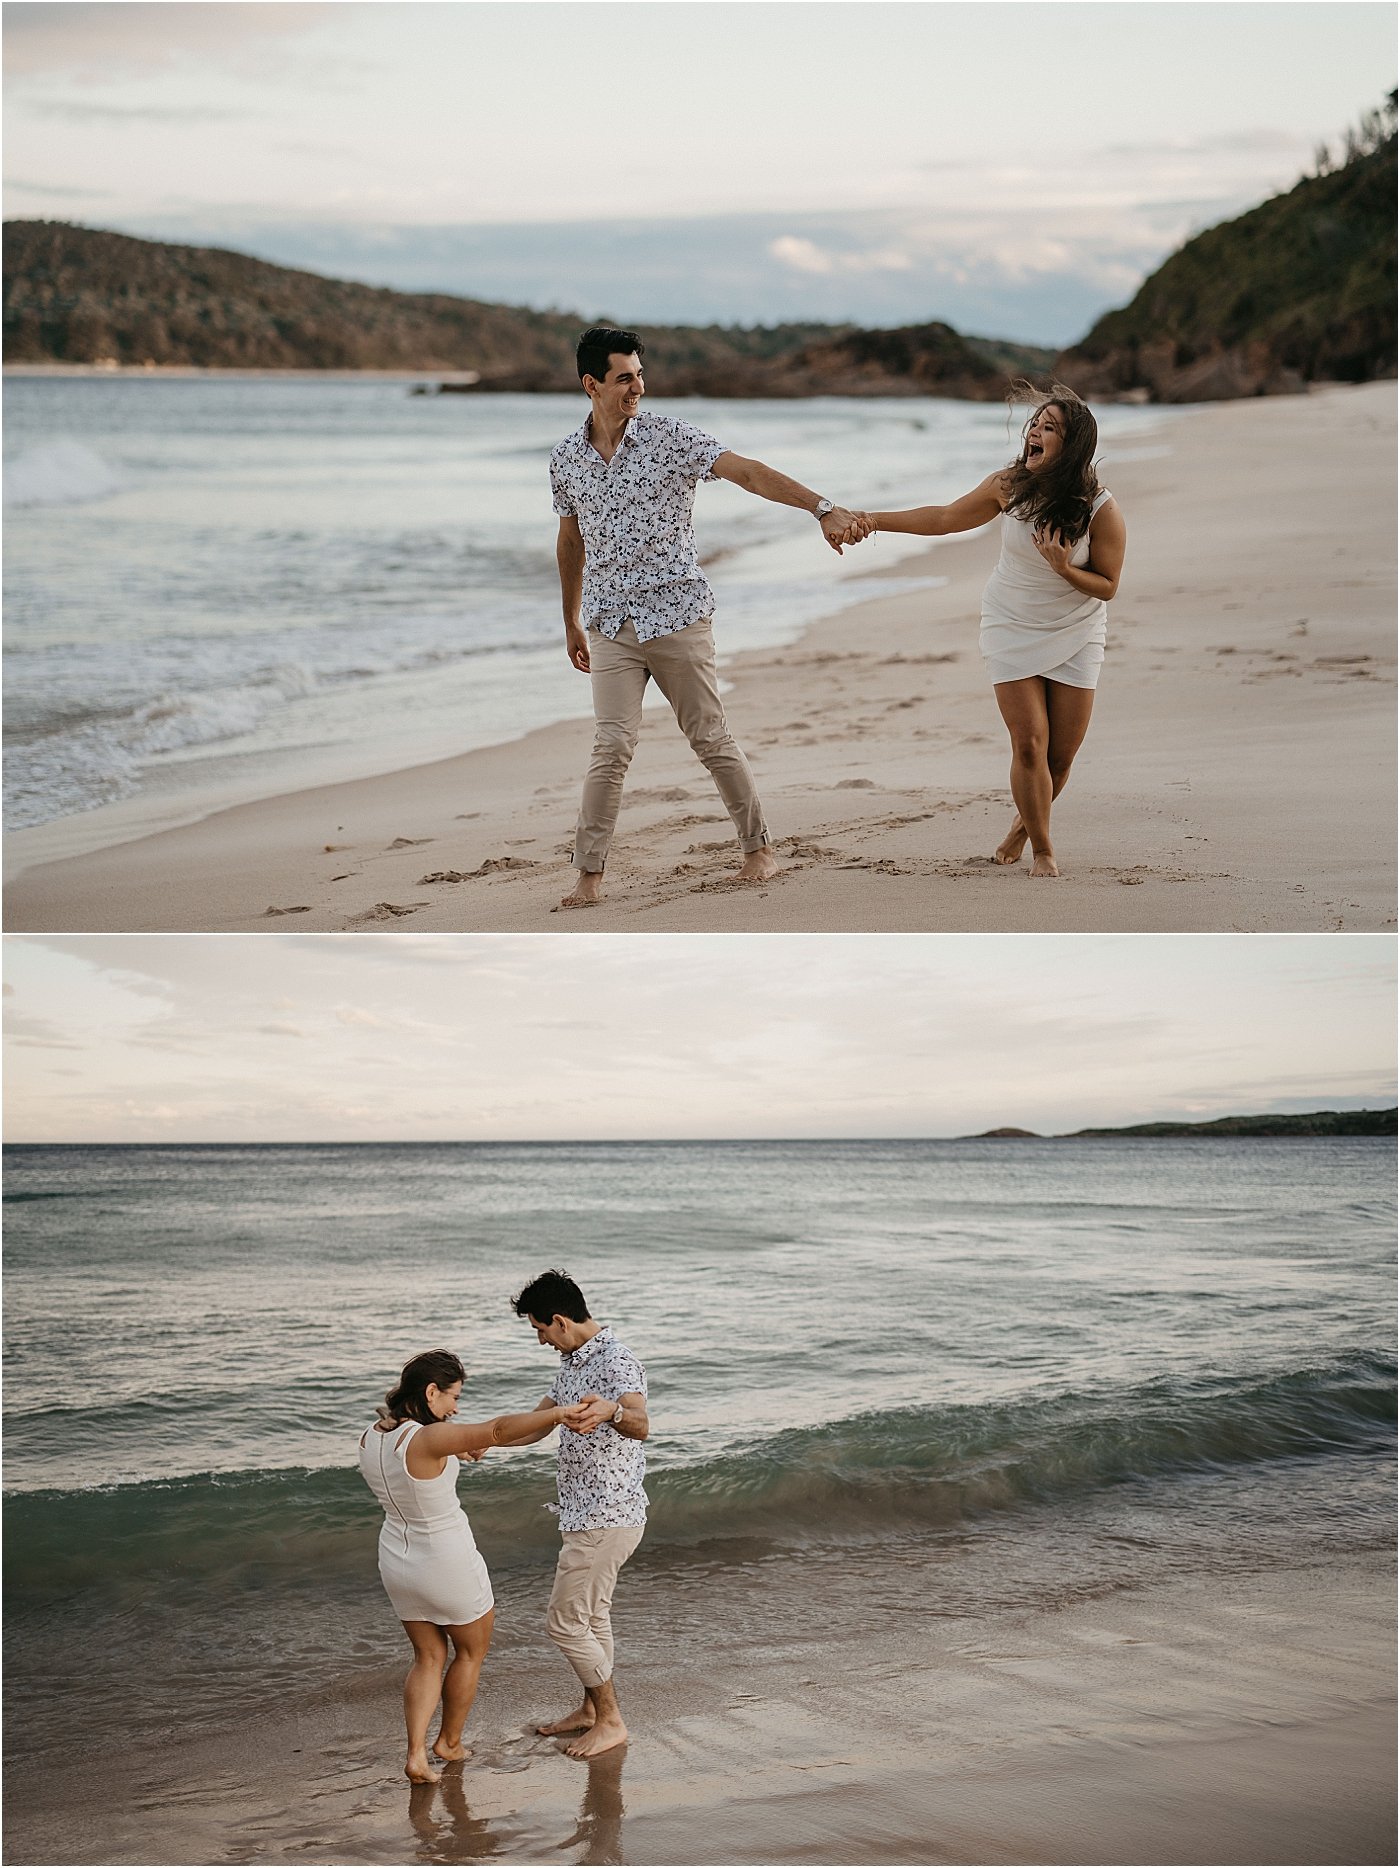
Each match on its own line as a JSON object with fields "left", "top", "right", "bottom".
{"left": 549, "top": 410, "right": 726, "bottom": 642}
{"left": 546, "top": 1325, "right": 649, "bottom": 1530}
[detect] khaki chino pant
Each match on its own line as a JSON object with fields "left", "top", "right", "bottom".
{"left": 573, "top": 618, "right": 771, "bottom": 873}
{"left": 546, "top": 1525, "right": 645, "bottom": 1689}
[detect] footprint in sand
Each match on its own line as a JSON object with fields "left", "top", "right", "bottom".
{"left": 419, "top": 858, "right": 540, "bottom": 883}
{"left": 834, "top": 778, "right": 877, "bottom": 789}
{"left": 387, "top": 836, "right": 433, "bottom": 849}
{"left": 349, "top": 901, "right": 430, "bottom": 922}
{"left": 263, "top": 904, "right": 311, "bottom": 916}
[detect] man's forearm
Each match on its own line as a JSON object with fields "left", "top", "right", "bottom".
{"left": 726, "top": 456, "right": 825, "bottom": 513}
{"left": 612, "top": 1399, "right": 649, "bottom": 1441}
{"left": 557, "top": 545, "right": 585, "bottom": 625}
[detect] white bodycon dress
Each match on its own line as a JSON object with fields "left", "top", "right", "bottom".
{"left": 358, "top": 1419, "right": 495, "bottom": 1626}
{"left": 979, "top": 487, "right": 1115, "bottom": 689}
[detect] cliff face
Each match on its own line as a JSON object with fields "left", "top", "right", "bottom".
{"left": 1056, "top": 134, "right": 1397, "bottom": 402}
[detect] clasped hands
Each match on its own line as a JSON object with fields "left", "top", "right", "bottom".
{"left": 557, "top": 1391, "right": 618, "bottom": 1435}
{"left": 819, "top": 506, "right": 876, "bottom": 555}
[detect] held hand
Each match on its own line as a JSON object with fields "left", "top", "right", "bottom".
{"left": 820, "top": 506, "right": 870, "bottom": 555}
{"left": 458, "top": 1447, "right": 488, "bottom": 1463}
{"left": 555, "top": 1401, "right": 597, "bottom": 1435}
{"left": 565, "top": 622, "right": 591, "bottom": 673}
{"left": 1032, "top": 525, "right": 1072, "bottom": 575}
{"left": 564, "top": 1392, "right": 618, "bottom": 1435}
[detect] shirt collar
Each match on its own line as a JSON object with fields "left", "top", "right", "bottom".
{"left": 581, "top": 411, "right": 638, "bottom": 454}
{"left": 565, "top": 1323, "right": 613, "bottom": 1367}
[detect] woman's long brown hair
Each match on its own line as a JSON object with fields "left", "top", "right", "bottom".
{"left": 1000, "top": 380, "right": 1101, "bottom": 543}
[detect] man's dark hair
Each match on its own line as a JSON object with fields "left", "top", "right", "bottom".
{"left": 512, "top": 1268, "right": 591, "bottom": 1324}
{"left": 576, "top": 327, "right": 644, "bottom": 385}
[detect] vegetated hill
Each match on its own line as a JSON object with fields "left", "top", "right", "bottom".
{"left": 1057, "top": 100, "right": 1397, "bottom": 401}
{"left": 0, "top": 220, "right": 842, "bottom": 386}
{"left": 1065, "top": 1109, "right": 1397, "bottom": 1140}
{"left": 1, "top": 219, "right": 1050, "bottom": 395}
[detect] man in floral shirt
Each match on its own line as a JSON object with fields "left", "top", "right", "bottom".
{"left": 550, "top": 325, "right": 868, "bottom": 908}
{"left": 511, "top": 1267, "right": 650, "bottom": 1758}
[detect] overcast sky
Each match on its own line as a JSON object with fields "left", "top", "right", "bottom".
{"left": 5, "top": 934, "right": 1393, "bottom": 1143}
{"left": 4, "top": 2, "right": 1394, "bottom": 340}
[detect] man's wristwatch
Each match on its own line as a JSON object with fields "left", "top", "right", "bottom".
{"left": 813, "top": 498, "right": 835, "bottom": 521}
{"left": 611, "top": 1402, "right": 625, "bottom": 1425}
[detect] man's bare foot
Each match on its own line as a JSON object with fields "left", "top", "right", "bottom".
{"left": 995, "top": 819, "right": 1028, "bottom": 865}
{"left": 534, "top": 1704, "right": 596, "bottom": 1736}
{"left": 564, "top": 1715, "right": 628, "bottom": 1759}
{"left": 405, "top": 1751, "right": 441, "bottom": 1784}
{"left": 557, "top": 872, "right": 604, "bottom": 910}
{"left": 1030, "top": 850, "right": 1060, "bottom": 877}
{"left": 431, "top": 1736, "right": 472, "bottom": 1761}
{"left": 738, "top": 849, "right": 779, "bottom": 884}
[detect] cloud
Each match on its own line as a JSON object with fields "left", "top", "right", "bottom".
{"left": 2, "top": 3, "right": 326, "bottom": 79}
{"left": 2, "top": 177, "right": 111, "bottom": 198}
{"left": 20, "top": 98, "right": 259, "bottom": 123}
{"left": 769, "top": 235, "right": 913, "bottom": 277}
{"left": 4, "top": 1011, "right": 84, "bottom": 1050}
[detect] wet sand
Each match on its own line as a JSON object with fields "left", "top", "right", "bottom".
{"left": 6, "top": 1552, "right": 1393, "bottom": 1866}
{"left": 5, "top": 382, "right": 1395, "bottom": 934}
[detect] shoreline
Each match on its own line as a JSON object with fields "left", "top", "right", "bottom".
{"left": 5, "top": 382, "right": 1394, "bottom": 933}
{"left": 6, "top": 1549, "right": 1393, "bottom": 1866}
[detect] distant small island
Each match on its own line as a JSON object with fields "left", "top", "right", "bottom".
{"left": 965, "top": 1109, "right": 1396, "bottom": 1140}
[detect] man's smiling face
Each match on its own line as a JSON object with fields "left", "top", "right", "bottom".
{"left": 530, "top": 1312, "right": 575, "bottom": 1353}
{"left": 585, "top": 352, "right": 645, "bottom": 426}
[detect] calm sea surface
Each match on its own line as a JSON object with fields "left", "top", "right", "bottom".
{"left": 2, "top": 379, "right": 1173, "bottom": 832}
{"left": 4, "top": 1137, "right": 1394, "bottom": 1764}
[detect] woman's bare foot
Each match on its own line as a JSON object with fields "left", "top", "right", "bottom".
{"left": 405, "top": 1751, "right": 441, "bottom": 1784}
{"left": 557, "top": 871, "right": 604, "bottom": 910}
{"left": 738, "top": 849, "right": 779, "bottom": 883}
{"left": 1030, "top": 850, "right": 1060, "bottom": 877}
{"left": 995, "top": 819, "right": 1029, "bottom": 865}
{"left": 564, "top": 1715, "right": 628, "bottom": 1759}
{"left": 534, "top": 1703, "right": 596, "bottom": 1736}
{"left": 431, "top": 1736, "right": 473, "bottom": 1761}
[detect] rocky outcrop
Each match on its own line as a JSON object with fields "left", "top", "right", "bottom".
{"left": 1056, "top": 126, "right": 1396, "bottom": 402}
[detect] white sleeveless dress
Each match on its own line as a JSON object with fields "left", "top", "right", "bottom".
{"left": 358, "top": 1420, "right": 494, "bottom": 1625}
{"left": 979, "top": 488, "right": 1115, "bottom": 689}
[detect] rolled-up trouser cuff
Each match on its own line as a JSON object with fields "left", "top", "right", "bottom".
{"left": 545, "top": 1526, "right": 644, "bottom": 1690}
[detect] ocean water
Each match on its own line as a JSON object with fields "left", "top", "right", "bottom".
{"left": 2, "top": 378, "right": 1174, "bottom": 834}
{"left": 4, "top": 1137, "right": 1393, "bottom": 1768}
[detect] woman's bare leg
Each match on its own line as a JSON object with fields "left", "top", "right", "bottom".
{"left": 996, "top": 680, "right": 1096, "bottom": 867}
{"left": 402, "top": 1620, "right": 449, "bottom": 1783}
{"left": 993, "top": 678, "right": 1058, "bottom": 874}
{"left": 1044, "top": 679, "right": 1095, "bottom": 805}
{"left": 433, "top": 1609, "right": 495, "bottom": 1761}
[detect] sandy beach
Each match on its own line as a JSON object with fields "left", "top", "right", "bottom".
{"left": 6, "top": 1550, "right": 1393, "bottom": 1867}
{"left": 5, "top": 382, "right": 1394, "bottom": 933}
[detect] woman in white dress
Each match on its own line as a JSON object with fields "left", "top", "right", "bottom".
{"left": 857, "top": 384, "right": 1127, "bottom": 876}
{"left": 359, "top": 1348, "right": 583, "bottom": 1783}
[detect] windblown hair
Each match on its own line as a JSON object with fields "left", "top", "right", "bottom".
{"left": 511, "top": 1268, "right": 591, "bottom": 1325}
{"left": 1000, "top": 380, "right": 1101, "bottom": 543}
{"left": 380, "top": 1348, "right": 465, "bottom": 1426}
{"left": 576, "top": 326, "right": 645, "bottom": 385}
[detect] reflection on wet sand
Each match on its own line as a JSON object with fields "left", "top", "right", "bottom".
{"left": 407, "top": 1746, "right": 626, "bottom": 1866}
